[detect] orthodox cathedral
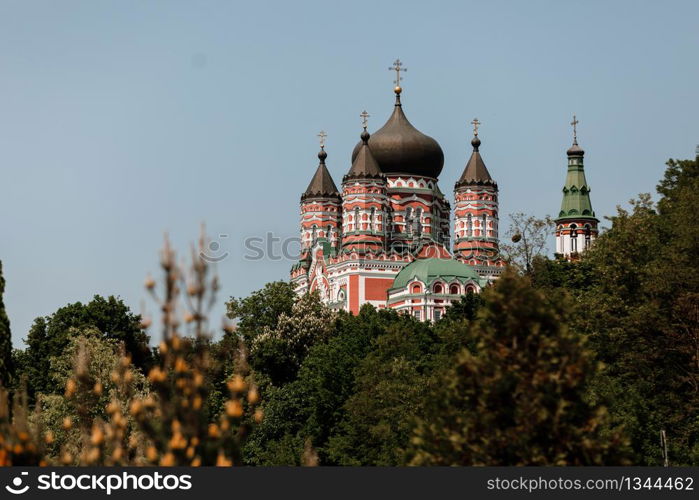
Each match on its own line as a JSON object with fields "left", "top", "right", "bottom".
{"left": 290, "top": 60, "right": 597, "bottom": 321}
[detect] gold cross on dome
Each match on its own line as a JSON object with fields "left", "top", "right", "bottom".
{"left": 471, "top": 118, "right": 481, "bottom": 136}
{"left": 360, "top": 110, "right": 370, "bottom": 129}
{"left": 571, "top": 115, "right": 579, "bottom": 142}
{"left": 317, "top": 130, "right": 327, "bottom": 148}
{"left": 389, "top": 58, "right": 407, "bottom": 87}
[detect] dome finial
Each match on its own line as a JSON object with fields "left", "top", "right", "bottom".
{"left": 388, "top": 58, "right": 407, "bottom": 105}
{"left": 470, "top": 118, "right": 481, "bottom": 151}
{"left": 566, "top": 116, "right": 585, "bottom": 156}
{"left": 360, "top": 110, "right": 371, "bottom": 143}
{"left": 317, "top": 130, "right": 327, "bottom": 162}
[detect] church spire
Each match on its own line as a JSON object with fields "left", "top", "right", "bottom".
{"left": 343, "top": 113, "right": 383, "bottom": 181}
{"left": 455, "top": 118, "right": 495, "bottom": 188}
{"left": 555, "top": 116, "right": 599, "bottom": 258}
{"left": 301, "top": 132, "right": 340, "bottom": 201}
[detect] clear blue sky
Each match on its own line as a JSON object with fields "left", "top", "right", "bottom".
{"left": 1, "top": 0, "right": 697, "bottom": 346}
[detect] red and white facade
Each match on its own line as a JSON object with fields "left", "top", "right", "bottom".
{"left": 291, "top": 86, "right": 503, "bottom": 317}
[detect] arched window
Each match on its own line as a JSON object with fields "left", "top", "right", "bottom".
{"left": 415, "top": 208, "right": 423, "bottom": 236}
{"left": 311, "top": 225, "right": 317, "bottom": 243}
{"left": 411, "top": 283, "right": 421, "bottom": 294}
{"left": 405, "top": 207, "right": 413, "bottom": 236}
{"left": 354, "top": 207, "right": 360, "bottom": 232}
{"left": 570, "top": 224, "right": 578, "bottom": 252}
{"left": 482, "top": 214, "right": 488, "bottom": 237}
{"left": 327, "top": 225, "right": 333, "bottom": 241}
{"left": 449, "top": 284, "right": 460, "bottom": 295}
{"left": 584, "top": 224, "right": 591, "bottom": 250}
{"left": 370, "top": 207, "right": 376, "bottom": 233}
{"left": 433, "top": 283, "right": 443, "bottom": 294}
{"left": 467, "top": 214, "right": 473, "bottom": 237}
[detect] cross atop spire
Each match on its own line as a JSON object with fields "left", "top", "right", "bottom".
{"left": 389, "top": 58, "right": 407, "bottom": 91}
{"left": 317, "top": 130, "right": 327, "bottom": 149}
{"left": 360, "top": 110, "right": 370, "bottom": 129}
{"left": 471, "top": 118, "right": 481, "bottom": 137}
{"left": 571, "top": 115, "right": 579, "bottom": 144}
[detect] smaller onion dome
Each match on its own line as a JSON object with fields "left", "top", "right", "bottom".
{"left": 567, "top": 139, "right": 585, "bottom": 157}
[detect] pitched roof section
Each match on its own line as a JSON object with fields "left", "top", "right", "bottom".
{"left": 556, "top": 140, "right": 597, "bottom": 221}
{"left": 344, "top": 130, "right": 384, "bottom": 182}
{"left": 301, "top": 149, "right": 341, "bottom": 201}
{"left": 455, "top": 136, "right": 496, "bottom": 188}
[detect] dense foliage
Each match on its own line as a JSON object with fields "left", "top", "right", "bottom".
{"left": 0, "top": 261, "right": 13, "bottom": 387}
{"left": 15, "top": 296, "right": 152, "bottom": 399}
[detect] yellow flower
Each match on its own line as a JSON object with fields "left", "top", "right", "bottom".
{"left": 227, "top": 375, "right": 246, "bottom": 393}
{"left": 225, "top": 400, "right": 243, "bottom": 418}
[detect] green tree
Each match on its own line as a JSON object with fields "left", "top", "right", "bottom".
{"left": 20, "top": 296, "right": 151, "bottom": 399}
{"left": 248, "top": 291, "right": 335, "bottom": 386}
{"left": 244, "top": 306, "right": 410, "bottom": 465}
{"left": 579, "top": 156, "right": 699, "bottom": 465}
{"left": 409, "top": 269, "right": 629, "bottom": 465}
{"left": 226, "top": 281, "right": 296, "bottom": 346}
{"left": 500, "top": 213, "right": 555, "bottom": 274}
{"left": 441, "top": 291, "right": 483, "bottom": 323}
{"left": 0, "top": 261, "right": 13, "bottom": 387}
{"left": 530, "top": 255, "right": 595, "bottom": 295}
{"left": 326, "top": 320, "right": 440, "bottom": 465}
{"left": 33, "top": 329, "right": 149, "bottom": 461}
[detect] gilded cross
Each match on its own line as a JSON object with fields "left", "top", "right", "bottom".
{"left": 317, "top": 130, "right": 327, "bottom": 148}
{"left": 360, "top": 110, "right": 370, "bottom": 129}
{"left": 471, "top": 118, "right": 481, "bottom": 136}
{"left": 388, "top": 58, "right": 407, "bottom": 87}
{"left": 571, "top": 115, "right": 579, "bottom": 142}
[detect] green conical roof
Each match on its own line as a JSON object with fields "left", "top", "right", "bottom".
{"left": 391, "top": 258, "right": 481, "bottom": 291}
{"left": 556, "top": 140, "right": 597, "bottom": 221}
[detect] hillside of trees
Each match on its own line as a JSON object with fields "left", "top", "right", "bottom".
{"left": 0, "top": 155, "right": 696, "bottom": 465}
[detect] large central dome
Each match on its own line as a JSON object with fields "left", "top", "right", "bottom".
{"left": 351, "top": 92, "right": 444, "bottom": 179}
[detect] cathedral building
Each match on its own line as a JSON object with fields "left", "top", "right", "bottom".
{"left": 290, "top": 60, "right": 504, "bottom": 320}
{"left": 291, "top": 62, "right": 598, "bottom": 319}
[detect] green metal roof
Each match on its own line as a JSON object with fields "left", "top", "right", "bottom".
{"left": 391, "top": 258, "right": 481, "bottom": 290}
{"left": 556, "top": 144, "right": 597, "bottom": 221}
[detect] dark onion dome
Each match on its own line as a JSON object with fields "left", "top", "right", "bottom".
{"left": 351, "top": 90, "right": 444, "bottom": 178}
{"left": 344, "top": 129, "right": 384, "bottom": 181}
{"left": 301, "top": 147, "right": 341, "bottom": 201}
{"left": 567, "top": 138, "right": 585, "bottom": 157}
{"left": 455, "top": 134, "right": 496, "bottom": 188}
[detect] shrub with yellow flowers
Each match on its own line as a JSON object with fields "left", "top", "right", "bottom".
{"left": 0, "top": 227, "right": 261, "bottom": 466}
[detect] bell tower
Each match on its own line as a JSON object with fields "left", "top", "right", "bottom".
{"left": 341, "top": 115, "right": 388, "bottom": 254}
{"left": 555, "top": 116, "right": 599, "bottom": 258}
{"left": 299, "top": 131, "right": 342, "bottom": 258}
{"left": 453, "top": 119, "right": 502, "bottom": 273}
